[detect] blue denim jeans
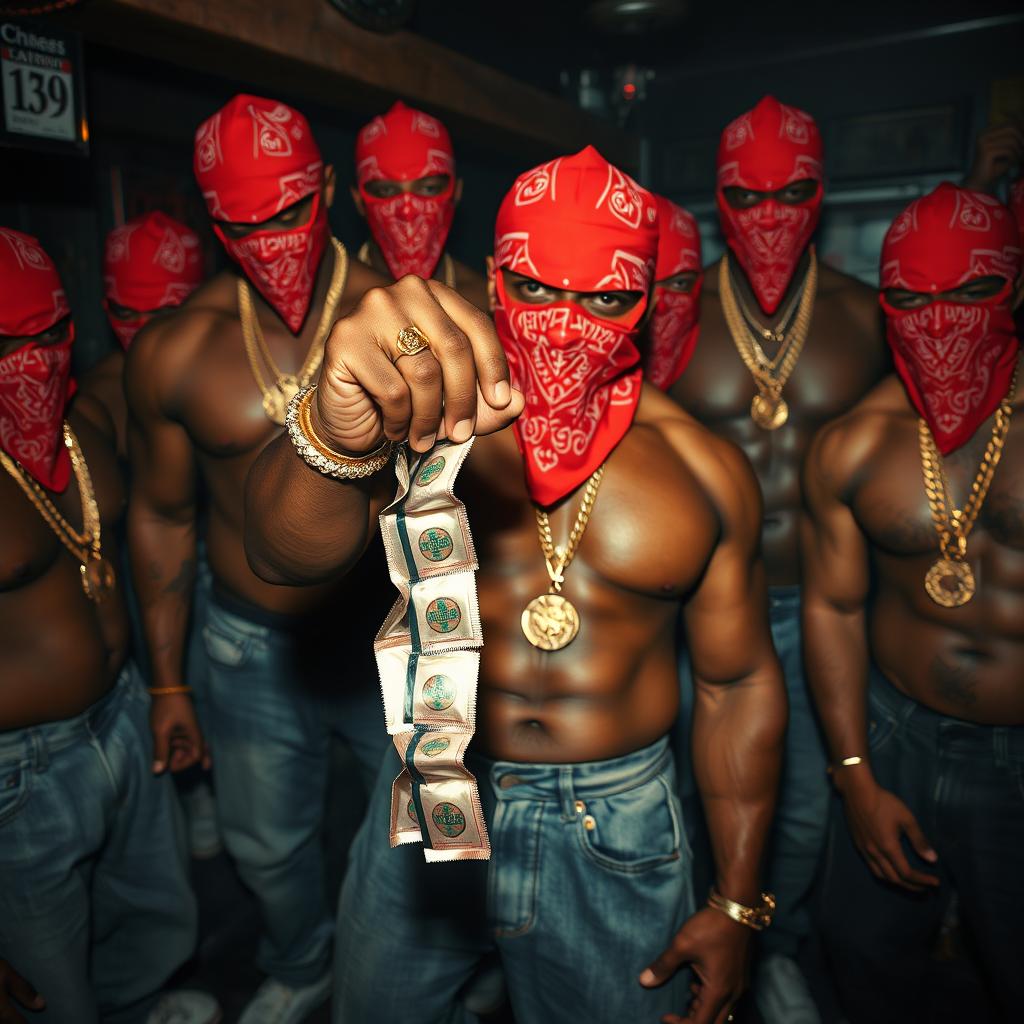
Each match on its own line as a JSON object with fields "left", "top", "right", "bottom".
{"left": 819, "top": 667, "right": 1024, "bottom": 1024}
{"left": 202, "top": 593, "right": 391, "bottom": 987}
{"left": 0, "top": 665, "right": 197, "bottom": 1024}
{"left": 333, "top": 736, "right": 695, "bottom": 1024}
{"left": 676, "top": 586, "right": 828, "bottom": 956}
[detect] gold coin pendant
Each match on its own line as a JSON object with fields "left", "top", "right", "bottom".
{"left": 924, "top": 558, "right": 976, "bottom": 608}
{"left": 751, "top": 393, "right": 789, "bottom": 430}
{"left": 521, "top": 594, "right": 580, "bottom": 651}
{"left": 81, "top": 558, "right": 117, "bottom": 602}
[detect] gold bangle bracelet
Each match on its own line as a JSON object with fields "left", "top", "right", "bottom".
{"left": 148, "top": 685, "right": 193, "bottom": 696}
{"left": 826, "top": 755, "right": 864, "bottom": 775}
{"left": 287, "top": 385, "right": 395, "bottom": 480}
{"left": 707, "top": 888, "right": 776, "bottom": 931}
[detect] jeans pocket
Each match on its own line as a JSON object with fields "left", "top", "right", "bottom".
{"left": 202, "top": 623, "right": 252, "bottom": 669}
{"left": 866, "top": 702, "right": 899, "bottom": 756}
{"left": 0, "top": 764, "right": 32, "bottom": 827}
{"left": 574, "top": 773, "right": 682, "bottom": 874}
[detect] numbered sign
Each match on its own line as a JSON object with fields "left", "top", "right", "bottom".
{"left": 0, "top": 18, "right": 87, "bottom": 155}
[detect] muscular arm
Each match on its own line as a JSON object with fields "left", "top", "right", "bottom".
{"left": 682, "top": 436, "right": 786, "bottom": 905}
{"left": 800, "top": 420, "right": 872, "bottom": 776}
{"left": 125, "top": 323, "right": 198, "bottom": 689}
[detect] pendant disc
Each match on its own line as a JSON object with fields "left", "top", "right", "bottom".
{"left": 521, "top": 594, "right": 580, "bottom": 651}
{"left": 924, "top": 558, "right": 975, "bottom": 608}
{"left": 751, "top": 393, "right": 789, "bottom": 430}
{"left": 81, "top": 558, "right": 117, "bottom": 602}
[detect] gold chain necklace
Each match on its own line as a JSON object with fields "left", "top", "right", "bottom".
{"left": 719, "top": 246, "right": 818, "bottom": 430}
{"left": 0, "top": 422, "right": 115, "bottom": 601}
{"left": 918, "top": 367, "right": 1017, "bottom": 607}
{"left": 521, "top": 465, "right": 605, "bottom": 651}
{"left": 356, "top": 241, "right": 457, "bottom": 289}
{"left": 238, "top": 237, "right": 349, "bottom": 425}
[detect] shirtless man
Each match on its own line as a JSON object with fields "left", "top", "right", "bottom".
{"left": 125, "top": 94, "right": 389, "bottom": 1024}
{"left": 246, "top": 146, "right": 786, "bottom": 1024}
{"left": 803, "top": 184, "right": 1024, "bottom": 1024}
{"left": 643, "top": 193, "right": 703, "bottom": 391}
{"left": 667, "top": 95, "right": 888, "bottom": 1021}
{"left": 351, "top": 100, "right": 489, "bottom": 308}
{"left": 79, "top": 211, "right": 204, "bottom": 458}
{"left": 0, "top": 228, "right": 215, "bottom": 1024}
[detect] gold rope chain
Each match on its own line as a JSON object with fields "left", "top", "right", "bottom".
{"left": 534, "top": 465, "right": 606, "bottom": 593}
{"left": 720, "top": 246, "right": 818, "bottom": 392}
{"left": 356, "top": 241, "right": 457, "bottom": 289}
{"left": 733, "top": 256, "right": 807, "bottom": 352}
{"left": 0, "top": 422, "right": 101, "bottom": 566}
{"left": 238, "top": 237, "right": 349, "bottom": 424}
{"left": 918, "top": 366, "right": 1018, "bottom": 563}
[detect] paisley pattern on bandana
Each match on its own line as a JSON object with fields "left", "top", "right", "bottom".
{"left": 880, "top": 183, "right": 1022, "bottom": 454}
{"left": 647, "top": 194, "right": 703, "bottom": 390}
{"left": 356, "top": 102, "right": 456, "bottom": 279}
{"left": 716, "top": 96, "right": 823, "bottom": 315}
{"left": 104, "top": 211, "right": 203, "bottom": 348}
{"left": 491, "top": 146, "right": 657, "bottom": 507}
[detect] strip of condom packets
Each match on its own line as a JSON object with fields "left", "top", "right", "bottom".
{"left": 374, "top": 439, "right": 490, "bottom": 862}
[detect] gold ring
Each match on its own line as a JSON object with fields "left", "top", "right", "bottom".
{"left": 396, "top": 325, "right": 430, "bottom": 357}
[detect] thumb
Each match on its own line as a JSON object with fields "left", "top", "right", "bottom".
{"left": 902, "top": 813, "right": 938, "bottom": 863}
{"left": 639, "top": 934, "right": 695, "bottom": 988}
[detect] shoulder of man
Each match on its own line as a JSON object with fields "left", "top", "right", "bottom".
{"left": 640, "top": 383, "right": 762, "bottom": 536}
{"left": 805, "top": 374, "right": 907, "bottom": 500}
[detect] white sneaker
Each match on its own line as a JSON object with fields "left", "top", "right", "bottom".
{"left": 182, "top": 779, "right": 222, "bottom": 859}
{"left": 754, "top": 954, "right": 822, "bottom": 1024}
{"left": 146, "top": 990, "right": 222, "bottom": 1024}
{"left": 238, "top": 973, "right": 332, "bottom": 1024}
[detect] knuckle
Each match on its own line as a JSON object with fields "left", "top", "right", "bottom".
{"left": 359, "top": 285, "right": 393, "bottom": 317}
{"left": 408, "top": 355, "right": 441, "bottom": 388}
{"left": 380, "top": 380, "right": 408, "bottom": 407}
{"left": 432, "top": 324, "right": 470, "bottom": 354}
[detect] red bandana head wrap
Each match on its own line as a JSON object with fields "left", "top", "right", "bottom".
{"left": 880, "top": 182, "right": 1022, "bottom": 454}
{"left": 647, "top": 194, "right": 703, "bottom": 390}
{"left": 356, "top": 101, "right": 456, "bottom": 280}
{"left": 194, "top": 93, "right": 328, "bottom": 333}
{"left": 716, "top": 95, "right": 823, "bottom": 315}
{"left": 492, "top": 145, "right": 658, "bottom": 507}
{"left": 103, "top": 211, "right": 203, "bottom": 349}
{"left": 0, "top": 228, "right": 75, "bottom": 492}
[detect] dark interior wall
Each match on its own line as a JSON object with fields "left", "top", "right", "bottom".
{"left": 0, "top": 43, "right": 526, "bottom": 374}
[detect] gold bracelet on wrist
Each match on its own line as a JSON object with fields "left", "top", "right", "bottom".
{"left": 147, "top": 685, "right": 193, "bottom": 696}
{"left": 286, "top": 385, "right": 395, "bottom": 480}
{"left": 825, "top": 755, "right": 864, "bottom": 776}
{"left": 707, "top": 888, "right": 776, "bottom": 931}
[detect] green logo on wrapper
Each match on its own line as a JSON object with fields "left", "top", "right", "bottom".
{"left": 418, "top": 527, "right": 454, "bottom": 562}
{"left": 417, "top": 456, "right": 446, "bottom": 486}
{"left": 425, "top": 598, "right": 461, "bottom": 634}
{"left": 407, "top": 800, "right": 418, "bottom": 823}
{"left": 422, "top": 737, "right": 451, "bottom": 758}
{"left": 422, "top": 674, "right": 456, "bottom": 711}
{"left": 431, "top": 801, "right": 467, "bottom": 838}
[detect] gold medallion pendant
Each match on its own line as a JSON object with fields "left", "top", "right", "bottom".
{"left": 924, "top": 559, "right": 975, "bottom": 608}
{"left": 750, "top": 393, "right": 789, "bottom": 430}
{"left": 521, "top": 593, "right": 581, "bottom": 651}
{"left": 82, "top": 557, "right": 117, "bottom": 602}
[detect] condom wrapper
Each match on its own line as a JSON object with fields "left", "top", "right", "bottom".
{"left": 375, "top": 438, "right": 489, "bottom": 861}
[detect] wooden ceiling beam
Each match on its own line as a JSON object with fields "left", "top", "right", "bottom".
{"left": 56, "top": 0, "right": 639, "bottom": 168}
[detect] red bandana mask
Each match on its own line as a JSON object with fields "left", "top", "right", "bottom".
{"left": 492, "top": 146, "right": 658, "bottom": 507}
{"left": 647, "top": 195, "right": 703, "bottom": 390}
{"left": 104, "top": 211, "right": 204, "bottom": 349}
{"left": 194, "top": 93, "right": 327, "bottom": 333}
{"left": 716, "top": 95, "right": 823, "bottom": 314}
{"left": 0, "top": 228, "right": 76, "bottom": 492}
{"left": 356, "top": 101, "right": 456, "bottom": 280}
{"left": 880, "top": 183, "right": 1022, "bottom": 454}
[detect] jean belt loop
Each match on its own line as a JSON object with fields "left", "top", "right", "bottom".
{"left": 558, "top": 765, "right": 576, "bottom": 821}
{"left": 30, "top": 729, "right": 49, "bottom": 774}
{"left": 993, "top": 727, "right": 1009, "bottom": 769}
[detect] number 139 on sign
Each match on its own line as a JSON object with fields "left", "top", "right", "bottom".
{"left": 2, "top": 55, "right": 75, "bottom": 142}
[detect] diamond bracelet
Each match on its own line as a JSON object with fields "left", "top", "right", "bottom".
{"left": 286, "top": 384, "right": 394, "bottom": 480}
